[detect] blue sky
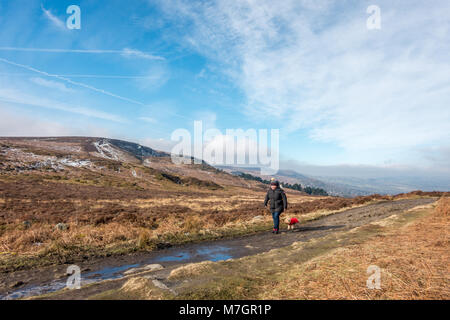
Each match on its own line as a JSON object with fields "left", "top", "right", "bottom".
{"left": 0, "top": 0, "right": 449, "bottom": 178}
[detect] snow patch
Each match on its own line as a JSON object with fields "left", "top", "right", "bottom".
{"left": 59, "top": 158, "right": 92, "bottom": 168}
{"left": 93, "top": 140, "right": 121, "bottom": 160}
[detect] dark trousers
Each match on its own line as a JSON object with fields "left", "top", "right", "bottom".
{"left": 272, "top": 211, "right": 281, "bottom": 230}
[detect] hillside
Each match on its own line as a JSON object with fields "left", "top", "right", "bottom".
{"left": 0, "top": 136, "right": 448, "bottom": 300}
{"left": 0, "top": 136, "right": 314, "bottom": 272}
{"left": 0, "top": 136, "right": 265, "bottom": 189}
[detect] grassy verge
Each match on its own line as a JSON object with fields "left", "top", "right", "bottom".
{"left": 257, "top": 199, "right": 449, "bottom": 299}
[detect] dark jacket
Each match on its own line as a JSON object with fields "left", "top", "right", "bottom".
{"left": 264, "top": 187, "right": 288, "bottom": 213}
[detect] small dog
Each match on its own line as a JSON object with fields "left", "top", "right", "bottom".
{"left": 285, "top": 217, "right": 300, "bottom": 230}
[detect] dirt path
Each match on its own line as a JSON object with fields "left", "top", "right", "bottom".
{"left": 0, "top": 197, "right": 437, "bottom": 299}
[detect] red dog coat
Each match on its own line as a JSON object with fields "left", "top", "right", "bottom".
{"left": 288, "top": 217, "right": 299, "bottom": 225}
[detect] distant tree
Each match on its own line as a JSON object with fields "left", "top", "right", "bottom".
{"left": 236, "top": 172, "right": 271, "bottom": 184}
{"left": 283, "top": 182, "right": 302, "bottom": 191}
{"left": 303, "top": 186, "right": 328, "bottom": 196}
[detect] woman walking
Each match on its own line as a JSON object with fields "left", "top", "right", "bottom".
{"left": 264, "top": 180, "right": 288, "bottom": 234}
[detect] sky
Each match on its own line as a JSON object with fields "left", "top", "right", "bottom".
{"left": 0, "top": 0, "right": 449, "bottom": 179}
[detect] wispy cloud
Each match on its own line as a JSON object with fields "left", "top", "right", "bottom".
{"left": 0, "top": 56, "right": 191, "bottom": 123}
{"left": 0, "top": 47, "right": 165, "bottom": 60}
{"left": 139, "top": 137, "right": 176, "bottom": 153}
{"left": 30, "top": 77, "right": 75, "bottom": 93}
{"left": 0, "top": 72, "right": 165, "bottom": 80}
{"left": 194, "top": 111, "right": 217, "bottom": 130}
{"left": 121, "top": 48, "right": 165, "bottom": 61}
{"left": 0, "top": 87, "right": 127, "bottom": 123}
{"left": 133, "top": 64, "right": 170, "bottom": 91}
{"left": 0, "top": 57, "right": 146, "bottom": 106}
{"left": 139, "top": 116, "right": 157, "bottom": 123}
{"left": 160, "top": 0, "right": 450, "bottom": 157}
{"left": 41, "top": 4, "right": 65, "bottom": 30}
{"left": 0, "top": 105, "right": 110, "bottom": 137}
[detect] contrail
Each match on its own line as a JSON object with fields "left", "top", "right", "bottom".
{"left": 0, "top": 47, "right": 165, "bottom": 60}
{"left": 0, "top": 57, "right": 146, "bottom": 106}
{"left": 0, "top": 47, "right": 125, "bottom": 53}
{"left": 0, "top": 72, "right": 163, "bottom": 79}
{"left": 0, "top": 57, "right": 192, "bottom": 121}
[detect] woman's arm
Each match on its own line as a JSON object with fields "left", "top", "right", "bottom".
{"left": 264, "top": 191, "right": 269, "bottom": 207}
{"left": 282, "top": 190, "right": 288, "bottom": 210}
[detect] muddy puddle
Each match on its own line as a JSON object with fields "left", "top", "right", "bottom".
{"left": 1, "top": 245, "right": 234, "bottom": 300}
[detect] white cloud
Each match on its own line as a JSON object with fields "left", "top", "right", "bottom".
{"left": 139, "top": 116, "right": 157, "bottom": 123}
{"left": 30, "top": 77, "right": 75, "bottom": 93}
{"left": 415, "top": 145, "right": 450, "bottom": 171}
{"left": 194, "top": 111, "right": 217, "bottom": 130}
{"left": 203, "top": 133, "right": 260, "bottom": 165}
{"left": 41, "top": 4, "right": 65, "bottom": 30}
{"left": 140, "top": 137, "right": 176, "bottom": 153}
{"left": 0, "top": 57, "right": 146, "bottom": 106}
{"left": 0, "top": 47, "right": 165, "bottom": 61}
{"left": 121, "top": 48, "right": 165, "bottom": 61}
{"left": 159, "top": 0, "right": 450, "bottom": 158}
{"left": 281, "top": 158, "right": 449, "bottom": 179}
{"left": 0, "top": 87, "right": 127, "bottom": 123}
{"left": 0, "top": 107, "right": 70, "bottom": 136}
{"left": 133, "top": 64, "right": 170, "bottom": 91}
{"left": 0, "top": 105, "right": 110, "bottom": 137}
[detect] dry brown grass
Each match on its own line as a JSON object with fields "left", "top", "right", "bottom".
{"left": 0, "top": 174, "right": 445, "bottom": 271}
{"left": 168, "top": 261, "right": 215, "bottom": 280}
{"left": 0, "top": 222, "right": 144, "bottom": 254}
{"left": 435, "top": 196, "right": 450, "bottom": 216}
{"left": 0, "top": 192, "right": 438, "bottom": 258}
{"left": 259, "top": 203, "right": 450, "bottom": 299}
{"left": 114, "top": 277, "right": 166, "bottom": 300}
